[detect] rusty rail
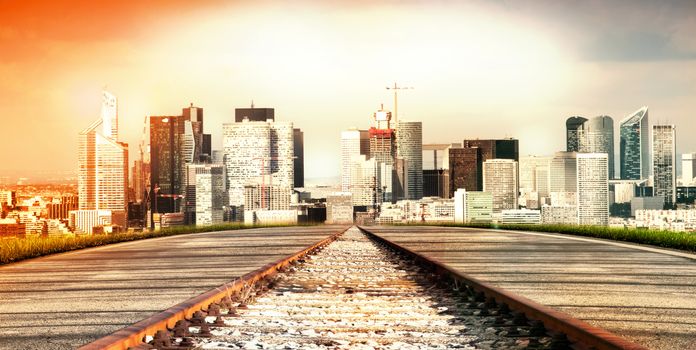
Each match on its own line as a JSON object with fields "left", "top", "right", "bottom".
{"left": 79, "top": 226, "right": 350, "bottom": 350}
{"left": 359, "top": 226, "right": 648, "bottom": 350}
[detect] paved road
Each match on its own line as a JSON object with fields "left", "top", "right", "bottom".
{"left": 364, "top": 226, "right": 696, "bottom": 350}
{"left": 0, "top": 225, "right": 346, "bottom": 350}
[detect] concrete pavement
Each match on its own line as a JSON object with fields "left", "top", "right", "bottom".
{"left": 364, "top": 226, "right": 696, "bottom": 350}
{"left": 0, "top": 225, "right": 347, "bottom": 350}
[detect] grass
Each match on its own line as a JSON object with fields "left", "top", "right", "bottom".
{"left": 393, "top": 222, "right": 696, "bottom": 253}
{"left": 0, "top": 223, "right": 302, "bottom": 266}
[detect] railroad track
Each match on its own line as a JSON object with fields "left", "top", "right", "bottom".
{"left": 81, "top": 226, "right": 646, "bottom": 350}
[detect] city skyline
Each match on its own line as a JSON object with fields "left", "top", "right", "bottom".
{"left": 2, "top": 1, "right": 696, "bottom": 182}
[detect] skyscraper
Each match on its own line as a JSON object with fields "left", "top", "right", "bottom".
{"left": 550, "top": 152, "right": 578, "bottom": 193}
{"left": 653, "top": 125, "right": 676, "bottom": 206}
{"left": 448, "top": 138, "right": 519, "bottom": 197}
{"left": 482, "top": 159, "right": 518, "bottom": 213}
{"left": 222, "top": 118, "right": 294, "bottom": 216}
{"left": 182, "top": 104, "right": 212, "bottom": 163}
{"left": 293, "top": 128, "right": 305, "bottom": 188}
{"left": 449, "top": 147, "right": 481, "bottom": 197}
{"left": 682, "top": 153, "right": 696, "bottom": 185}
{"left": 149, "top": 115, "right": 185, "bottom": 216}
{"left": 565, "top": 116, "right": 587, "bottom": 152}
{"left": 78, "top": 91, "right": 128, "bottom": 228}
{"left": 340, "top": 129, "right": 370, "bottom": 192}
{"left": 576, "top": 153, "right": 609, "bottom": 226}
{"left": 368, "top": 107, "right": 398, "bottom": 202}
{"left": 619, "top": 106, "right": 650, "bottom": 180}
{"left": 396, "top": 120, "right": 423, "bottom": 200}
{"left": 235, "top": 107, "right": 275, "bottom": 122}
{"left": 579, "top": 116, "right": 615, "bottom": 179}
{"left": 423, "top": 144, "right": 455, "bottom": 198}
{"left": 187, "top": 163, "right": 226, "bottom": 225}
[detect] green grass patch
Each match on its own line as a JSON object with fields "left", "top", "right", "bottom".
{"left": 0, "top": 223, "right": 303, "bottom": 265}
{"left": 392, "top": 222, "right": 696, "bottom": 253}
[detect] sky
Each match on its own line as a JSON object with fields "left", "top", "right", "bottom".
{"left": 1, "top": 0, "right": 695, "bottom": 182}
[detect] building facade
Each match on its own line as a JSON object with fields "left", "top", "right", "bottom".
{"left": 576, "top": 153, "right": 609, "bottom": 226}
{"left": 652, "top": 125, "right": 676, "bottom": 206}
{"left": 482, "top": 159, "right": 519, "bottom": 213}
{"left": 681, "top": 153, "right": 696, "bottom": 185}
{"left": 565, "top": 116, "right": 587, "bottom": 152}
{"left": 396, "top": 120, "right": 423, "bottom": 200}
{"left": 619, "top": 106, "right": 649, "bottom": 180}
{"left": 78, "top": 91, "right": 128, "bottom": 229}
{"left": 579, "top": 116, "right": 615, "bottom": 179}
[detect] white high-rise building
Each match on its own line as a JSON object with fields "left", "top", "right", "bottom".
{"left": 77, "top": 91, "right": 128, "bottom": 229}
{"left": 576, "top": 153, "right": 609, "bottom": 226}
{"left": 222, "top": 119, "right": 294, "bottom": 212}
{"left": 349, "top": 155, "right": 381, "bottom": 207}
{"left": 652, "top": 125, "right": 676, "bottom": 206}
{"left": 186, "top": 164, "right": 226, "bottom": 226}
{"left": 482, "top": 159, "right": 518, "bottom": 213}
{"left": 550, "top": 152, "right": 578, "bottom": 193}
{"left": 341, "top": 129, "right": 362, "bottom": 192}
{"left": 396, "top": 121, "right": 423, "bottom": 200}
{"left": 681, "top": 153, "right": 696, "bottom": 185}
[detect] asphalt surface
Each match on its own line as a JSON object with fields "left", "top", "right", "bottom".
{"left": 0, "top": 225, "right": 347, "bottom": 350}
{"left": 363, "top": 226, "right": 696, "bottom": 350}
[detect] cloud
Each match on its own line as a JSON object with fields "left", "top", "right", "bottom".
{"left": 585, "top": 31, "right": 696, "bottom": 62}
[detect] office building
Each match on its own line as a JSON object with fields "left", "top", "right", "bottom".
{"left": 46, "top": 195, "right": 79, "bottom": 220}
{"left": 682, "top": 153, "right": 696, "bottom": 185}
{"left": 482, "top": 159, "right": 518, "bottom": 213}
{"left": 184, "top": 164, "right": 226, "bottom": 226}
{"left": 652, "top": 125, "right": 676, "bottom": 206}
{"left": 368, "top": 107, "right": 399, "bottom": 201}
{"left": 223, "top": 119, "right": 294, "bottom": 215}
{"left": 348, "top": 155, "right": 381, "bottom": 207}
{"left": 234, "top": 107, "right": 274, "bottom": 122}
{"left": 449, "top": 147, "right": 481, "bottom": 197}
{"left": 396, "top": 120, "right": 423, "bottom": 200}
{"left": 550, "top": 152, "right": 578, "bottom": 193}
{"left": 293, "top": 128, "right": 304, "bottom": 188}
{"left": 501, "top": 209, "right": 541, "bottom": 224}
{"left": 182, "top": 104, "right": 212, "bottom": 163}
{"left": 422, "top": 144, "right": 456, "bottom": 197}
{"left": 619, "top": 106, "right": 650, "bottom": 180}
{"left": 576, "top": 153, "right": 609, "bottom": 226}
{"left": 340, "top": 128, "right": 369, "bottom": 192}
{"left": 519, "top": 156, "right": 551, "bottom": 198}
{"left": 326, "top": 192, "right": 353, "bottom": 224}
{"left": 676, "top": 186, "right": 696, "bottom": 204}
{"left": 565, "top": 116, "right": 587, "bottom": 152}
{"left": 78, "top": 91, "right": 128, "bottom": 229}
{"left": 579, "top": 116, "right": 615, "bottom": 179}
{"left": 449, "top": 139, "right": 519, "bottom": 198}
{"left": 149, "top": 115, "right": 185, "bottom": 215}
{"left": 453, "top": 188, "right": 493, "bottom": 223}
{"left": 541, "top": 205, "right": 578, "bottom": 225}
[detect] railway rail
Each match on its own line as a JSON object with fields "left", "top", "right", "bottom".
{"left": 80, "top": 226, "right": 646, "bottom": 350}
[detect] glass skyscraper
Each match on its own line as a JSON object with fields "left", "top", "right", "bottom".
{"left": 565, "top": 116, "right": 587, "bottom": 152}
{"left": 78, "top": 91, "right": 128, "bottom": 228}
{"left": 619, "top": 106, "right": 650, "bottom": 180}
{"left": 396, "top": 120, "right": 423, "bottom": 200}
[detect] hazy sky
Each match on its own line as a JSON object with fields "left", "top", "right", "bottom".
{"left": 1, "top": 0, "right": 695, "bottom": 181}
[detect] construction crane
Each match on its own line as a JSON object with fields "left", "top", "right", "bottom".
{"left": 385, "top": 82, "right": 414, "bottom": 122}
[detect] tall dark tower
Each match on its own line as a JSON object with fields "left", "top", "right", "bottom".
{"left": 293, "top": 128, "right": 304, "bottom": 188}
